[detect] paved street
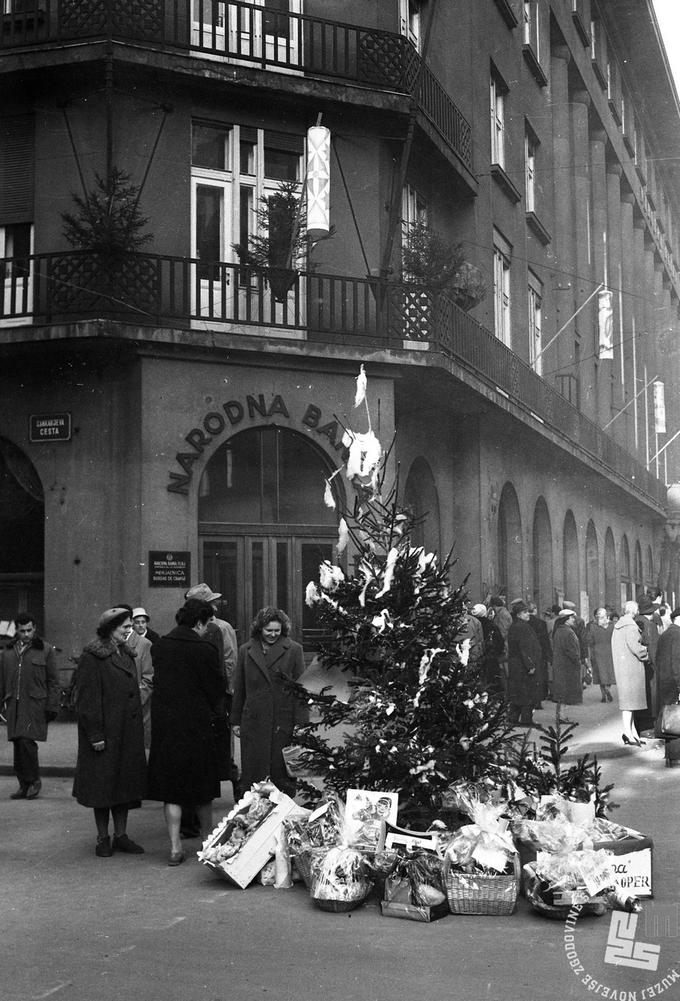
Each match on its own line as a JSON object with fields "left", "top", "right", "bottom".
{"left": 1, "top": 689, "right": 678, "bottom": 1001}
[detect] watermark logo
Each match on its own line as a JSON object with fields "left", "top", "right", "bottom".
{"left": 604, "top": 912, "right": 661, "bottom": 972}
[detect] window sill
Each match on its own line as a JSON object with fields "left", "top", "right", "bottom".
{"left": 522, "top": 45, "right": 548, "bottom": 87}
{"left": 526, "top": 211, "right": 551, "bottom": 245}
{"left": 572, "top": 10, "right": 590, "bottom": 47}
{"left": 592, "top": 59, "right": 607, "bottom": 91}
{"left": 491, "top": 163, "right": 522, "bottom": 204}
{"left": 493, "top": 0, "right": 518, "bottom": 29}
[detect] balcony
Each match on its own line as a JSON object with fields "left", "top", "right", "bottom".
{"left": 0, "top": 0, "right": 472, "bottom": 173}
{"left": 0, "top": 248, "right": 664, "bottom": 508}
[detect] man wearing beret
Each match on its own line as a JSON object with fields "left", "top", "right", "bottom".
{"left": 0, "top": 612, "right": 60, "bottom": 799}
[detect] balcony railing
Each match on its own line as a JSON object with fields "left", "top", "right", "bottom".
{"left": 0, "top": 0, "right": 472, "bottom": 170}
{"left": 0, "top": 248, "right": 664, "bottom": 506}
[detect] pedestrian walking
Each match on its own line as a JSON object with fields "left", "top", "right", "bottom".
{"left": 635, "top": 593, "right": 660, "bottom": 732}
{"left": 0, "top": 613, "right": 60, "bottom": 800}
{"left": 72, "top": 608, "right": 147, "bottom": 857}
{"left": 126, "top": 624, "right": 154, "bottom": 750}
{"left": 231, "top": 606, "right": 307, "bottom": 797}
{"left": 527, "top": 601, "right": 551, "bottom": 706}
{"left": 505, "top": 602, "right": 540, "bottom": 727}
{"left": 611, "top": 599, "right": 649, "bottom": 747}
{"left": 585, "top": 607, "right": 615, "bottom": 703}
{"left": 654, "top": 607, "right": 680, "bottom": 768}
{"left": 146, "top": 599, "right": 224, "bottom": 866}
{"left": 551, "top": 609, "right": 583, "bottom": 705}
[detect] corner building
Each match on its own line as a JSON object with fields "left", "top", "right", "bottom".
{"left": 1, "top": 0, "right": 679, "bottom": 664}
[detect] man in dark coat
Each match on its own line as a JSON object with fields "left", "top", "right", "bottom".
{"left": 527, "top": 601, "right": 551, "bottom": 706}
{"left": 635, "top": 592, "right": 660, "bottom": 732}
{"left": 655, "top": 607, "right": 680, "bottom": 766}
{"left": 506, "top": 602, "right": 541, "bottom": 727}
{"left": 552, "top": 609, "right": 583, "bottom": 705}
{"left": 0, "top": 612, "right": 60, "bottom": 800}
{"left": 471, "top": 603, "right": 505, "bottom": 694}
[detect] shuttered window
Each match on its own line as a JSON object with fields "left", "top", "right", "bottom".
{"left": 0, "top": 115, "right": 34, "bottom": 225}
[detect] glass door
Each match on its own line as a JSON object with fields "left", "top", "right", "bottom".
{"left": 202, "top": 534, "right": 334, "bottom": 650}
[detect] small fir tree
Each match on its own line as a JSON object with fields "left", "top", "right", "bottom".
{"left": 294, "top": 367, "right": 513, "bottom": 822}
{"left": 61, "top": 168, "right": 152, "bottom": 256}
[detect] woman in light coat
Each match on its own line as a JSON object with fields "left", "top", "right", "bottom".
{"left": 231, "top": 607, "right": 307, "bottom": 797}
{"left": 611, "top": 599, "right": 649, "bottom": 746}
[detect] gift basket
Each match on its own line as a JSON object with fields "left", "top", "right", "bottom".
{"left": 443, "top": 794, "right": 520, "bottom": 916}
{"left": 381, "top": 850, "right": 449, "bottom": 922}
{"left": 522, "top": 848, "right": 638, "bottom": 920}
{"left": 284, "top": 798, "right": 345, "bottom": 889}
{"left": 308, "top": 846, "right": 372, "bottom": 912}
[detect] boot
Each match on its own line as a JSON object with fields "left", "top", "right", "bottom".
{"left": 10, "top": 782, "right": 28, "bottom": 800}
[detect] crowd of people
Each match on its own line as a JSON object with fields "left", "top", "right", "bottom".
{"left": 0, "top": 588, "right": 308, "bottom": 865}
{"left": 468, "top": 591, "right": 680, "bottom": 767}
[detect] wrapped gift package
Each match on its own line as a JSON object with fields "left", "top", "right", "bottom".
{"left": 199, "top": 783, "right": 298, "bottom": 889}
{"left": 380, "top": 900, "right": 449, "bottom": 922}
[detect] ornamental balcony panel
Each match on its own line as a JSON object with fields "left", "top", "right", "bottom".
{"left": 0, "top": 249, "right": 664, "bottom": 507}
{"left": 0, "top": 0, "right": 472, "bottom": 171}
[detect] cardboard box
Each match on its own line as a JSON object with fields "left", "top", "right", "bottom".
{"left": 380, "top": 900, "right": 450, "bottom": 923}
{"left": 199, "top": 786, "right": 298, "bottom": 889}
{"left": 593, "top": 827, "right": 653, "bottom": 899}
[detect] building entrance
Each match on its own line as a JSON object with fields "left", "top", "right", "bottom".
{"left": 0, "top": 438, "right": 44, "bottom": 634}
{"left": 197, "top": 425, "right": 341, "bottom": 648}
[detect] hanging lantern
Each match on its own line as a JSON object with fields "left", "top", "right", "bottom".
{"left": 654, "top": 380, "right": 667, "bottom": 435}
{"left": 597, "top": 288, "right": 614, "bottom": 360}
{"left": 306, "top": 124, "right": 331, "bottom": 242}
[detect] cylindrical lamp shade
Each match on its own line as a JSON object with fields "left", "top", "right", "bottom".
{"left": 306, "top": 125, "right": 331, "bottom": 242}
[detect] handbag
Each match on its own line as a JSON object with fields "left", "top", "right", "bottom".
{"left": 659, "top": 702, "right": 680, "bottom": 739}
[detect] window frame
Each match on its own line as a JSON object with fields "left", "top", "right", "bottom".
{"left": 493, "top": 228, "right": 512, "bottom": 347}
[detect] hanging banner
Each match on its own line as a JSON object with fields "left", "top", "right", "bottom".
{"left": 654, "top": 380, "right": 667, "bottom": 435}
{"left": 306, "top": 124, "right": 331, "bottom": 242}
{"left": 598, "top": 288, "right": 614, "bottom": 360}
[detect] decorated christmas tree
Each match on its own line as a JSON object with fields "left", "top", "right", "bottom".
{"left": 295, "top": 366, "right": 513, "bottom": 823}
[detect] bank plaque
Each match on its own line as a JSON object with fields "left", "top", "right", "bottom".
{"left": 148, "top": 551, "right": 191, "bottom": 589}
{"left": 29, "top": 413, "right": 72, "bottom": 442}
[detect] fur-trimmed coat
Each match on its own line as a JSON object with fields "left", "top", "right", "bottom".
{"left": 0, "top": 637, "right": 60, "bottom": 742}
{"left": 72, "top": 638, "right": 146, "bottom": 809}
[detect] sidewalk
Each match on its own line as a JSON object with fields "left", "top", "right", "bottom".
{"left": 0, "top": 683, "right": 660, "bottom": 778}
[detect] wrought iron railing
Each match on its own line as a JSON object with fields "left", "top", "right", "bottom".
{"left": 0, "top": 0, "right": 472, "bottom": 170}
{"left": 0, "top": 248, "right": 664, "bottom": 506}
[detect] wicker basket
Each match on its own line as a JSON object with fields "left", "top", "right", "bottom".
{"left": 444, "top": 855, "right": 521, "bottom": 916}
{"left": 293, "top": 850, "right": 314, "bottom": 889}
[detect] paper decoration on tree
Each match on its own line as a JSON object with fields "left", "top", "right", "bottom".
{"left": 598, "top": 288, "right": 614, "bottom": 360}
{"left": 306, "top": 125, "right": 331, "bottom": 242}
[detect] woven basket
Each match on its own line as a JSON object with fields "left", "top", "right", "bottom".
{"left": 293, "top": 850, "right": 314, "bottom": 889}
{"left": 444, "top": 855, "right": 520, "bottom": 916}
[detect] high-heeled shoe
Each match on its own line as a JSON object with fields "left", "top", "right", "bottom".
{"left": 622, "top": 734, "right": 645, "bottom": 746}
{"left": 606, "top": 690, "right": 613, "bottom": 702}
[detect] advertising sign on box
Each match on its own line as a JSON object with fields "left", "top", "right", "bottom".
{"left": 593, "top": 827, "right": 653, "bottom": 898}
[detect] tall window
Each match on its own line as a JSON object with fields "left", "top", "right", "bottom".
{"left": 493, "top": 229, "right": 512, "bottom": 346}
{"left": 191, "top": 120, "right": 303, "bottom": 277}
{"left": 528, "top": 270, "right": 543, "bottom": 373}
{"left": 522, "top": 0, "right": 539, "bottom": 57}
{"left": 490, "top": 70, "right": 506, "bottom": 169}
{"left": 525, "top": 127, "right": 537, "bottom": 212}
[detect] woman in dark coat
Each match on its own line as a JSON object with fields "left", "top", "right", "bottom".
{"left": 655, "top": 607, "right": 680, "bottom": 767}
{"left": 231, "top": 606, "right": 307, "bottom": 797}
{"left": 505, "top": 602, "right": 541, "bottom": 727}
{"left": 146, "top": 599, "right": 223, "bottom": 866}
{"left": 552, "top": 609, "right": 583, "bottom": 705}
{"left": 72, "top": 607, "right": 147, "bottom": 858}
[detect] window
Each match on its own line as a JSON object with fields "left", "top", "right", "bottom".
{"left": 493, "top": 229, "right": 512, "bottom": 346}
{"left": 400, "top": 0, "right": 422, "bottom": 52}
{"left": 1, "top": 222, "right": 33, "bottom": 319}
{"left": 525, "top": 127, "right": 537, "bottom": 212}
{"left": 402, "top": 183, "right": 427, "bottom": 235}
{"left": 528, "top": 271, "right": 542, "bottom": 373}
{"left": 490, "top": 70, "right": 506, "bottom": 169}
{"left": 522, "top": 1, "right": 538, "bottom": 56}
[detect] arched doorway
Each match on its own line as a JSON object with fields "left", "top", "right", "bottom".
{"left": 531, "top": 497, "right": 552, "bottom": 612}
{"left": 634, "top": 541, "right": 643, "bottom": 598}
{"left": 403, "top": 457, "right": 441, "bottom": 555}
{"left": 0, "top": 438, "right": 44, "bottom": 630}
{"left": 563, "top": 510, "right": 579, "bottom": 603}
{"left": 604, "top": 528, "right": 617, "bottom": 610}
{"left": 498, "top": 482, "right": 522, "bottom": 598}
{"left": 198, "top": 426, "right": 341, "bottom": 648}
{"left": 585, "top": 520, "right": 599, "bottom": 616}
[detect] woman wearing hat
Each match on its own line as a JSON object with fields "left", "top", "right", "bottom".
{"left": 505, "top": 602, "right": 541, "bottom": 727}
{"left": 72, "top": 608, "right": 147, "bottom": 857}
{"left": 551, "top": 609, "right": 583, "bottom": 705}
{"left": 612, "top": 600, "right": 650, "bottom": 746}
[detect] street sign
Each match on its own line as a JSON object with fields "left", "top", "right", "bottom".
{"left": 29, "top": 413, "right": 72, "bottom": 442}
{"left": 148, "top": 551, "right": 191, "bottom": 588}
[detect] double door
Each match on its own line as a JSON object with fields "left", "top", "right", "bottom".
{"left": 201, "top": 533, "right": 334, "bottom": 651}
{"left": 192, "top": 0, "right": 301, "bottom": 67}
